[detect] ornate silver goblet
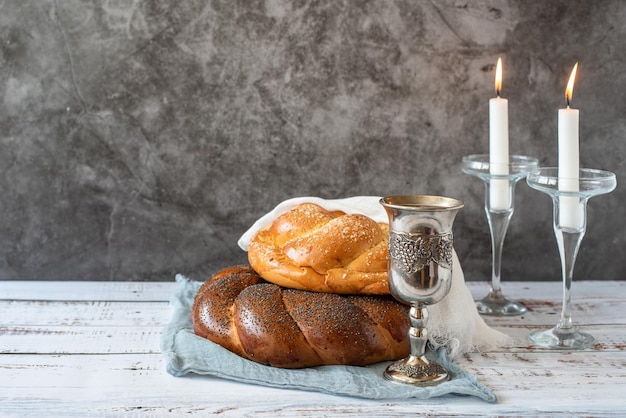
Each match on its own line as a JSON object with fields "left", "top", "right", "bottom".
{"left": 380, "top": 195, "right": 464, "bottom": 386}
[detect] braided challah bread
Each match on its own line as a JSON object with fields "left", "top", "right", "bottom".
{"left": 192, "top": 266, "right": 410, "bottom": 368}
{"left": 247, "top": 203, "right": 390, "bottom": 295}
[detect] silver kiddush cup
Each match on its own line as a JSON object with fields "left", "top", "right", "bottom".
{"left": 380, "top": 195, "right": 464, "bottom": 386}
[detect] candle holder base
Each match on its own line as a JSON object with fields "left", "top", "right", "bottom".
{"left": 475, "top": 288, "right": 527, "bottom": 316}
{"left": 529, "top": 327, "right": 594, "bottom": 350}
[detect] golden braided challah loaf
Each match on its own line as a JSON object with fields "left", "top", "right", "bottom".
{"left": 247, "top": 203, "right": 390, "bottom": 295}
{"left": 192, "top": 266, "right": 409, "bottom": 368}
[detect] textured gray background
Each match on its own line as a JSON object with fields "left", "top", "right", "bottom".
{"left": 1, "top": 0, "right": 624, "bottom": 282}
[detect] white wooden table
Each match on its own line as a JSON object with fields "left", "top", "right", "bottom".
{"left": 1, "top": 280, "right": 625, "bottom": 417}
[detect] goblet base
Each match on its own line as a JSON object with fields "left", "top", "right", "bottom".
{"left": 475, "top": 293, "right": 527, "bottom": 316}
{"left": 529, "top": 327, "right": 594, "bottom": 350}
{"left": 383, "top": 355, "right": 449, "bottom": 386}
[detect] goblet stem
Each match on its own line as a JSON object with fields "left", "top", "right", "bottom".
{"left": 408, "top": 304, "right": 428, "bottom": 357}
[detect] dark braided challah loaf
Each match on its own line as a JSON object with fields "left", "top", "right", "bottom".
{"left": 192, "top": 266, "right": 409, "bottom": 369}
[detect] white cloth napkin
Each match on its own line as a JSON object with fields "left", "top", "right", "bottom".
{"left": 238, "top": 196, "right": 509, "bottom": 358}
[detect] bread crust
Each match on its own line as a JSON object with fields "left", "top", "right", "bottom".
{"left": 247, "top": 203, "right": 390, "bottom": 295}
{"left": 192, "top": 266, "right": 410, "bottom": 368}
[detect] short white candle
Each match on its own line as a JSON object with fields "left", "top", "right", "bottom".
{"left": 558, "top": 63, "right": 583, "bottom": 229}
{"left": 489, "top": 57, "right": 510, "bottom": 210}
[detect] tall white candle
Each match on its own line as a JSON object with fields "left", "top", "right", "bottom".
{"left": 489, "top": 57, "right": 510, "bottom": 210}
{"left": 558, "top": 63, "right": 583, "bottom": 229}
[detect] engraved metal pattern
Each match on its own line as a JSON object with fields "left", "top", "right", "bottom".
{"left": 386, "top": 359, "right": 447, "bottom": 378}
{"left": 389, "top": 232, "right": 453, "bottom": 274}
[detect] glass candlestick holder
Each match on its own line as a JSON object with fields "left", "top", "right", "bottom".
{"left": 461, "top": 154, "right": 539, "bottom": 316}
{"left": 526, "top": 167, "right": 616, "bottom": 349}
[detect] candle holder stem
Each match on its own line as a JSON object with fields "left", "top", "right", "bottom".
{"left": 484, "top": 207, "right": 513, "bottom": 304}
{"left": 527, "top": 167, "right": 616, "bottom": 349}
{"left": 462, "top": 154, "right": 539, "bottom": 316}
{"left": 555, "top": 227, "right": 584, "bottom": 332}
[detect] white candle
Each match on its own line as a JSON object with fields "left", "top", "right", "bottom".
{"left": 489, "top": 57, "right": 510, "bottom": 210}
{"left": 558, "top": 63, "right": 583, "bottom": 229}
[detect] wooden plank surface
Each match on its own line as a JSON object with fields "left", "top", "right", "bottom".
{"left": 0, "top": 280, "right": 177, "bottom": 301}
{"left": 2, "top": 352, "right": 625, "bottom": 417}
{"left": 1, "top": 280, "right": 625, "bottom": 417}
{"left": 1, "top": 352, "right": 625, "bottom": 417}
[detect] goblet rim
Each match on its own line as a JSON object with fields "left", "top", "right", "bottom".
{"left": 380, "top": 195, "right": 464, "bottom": 212}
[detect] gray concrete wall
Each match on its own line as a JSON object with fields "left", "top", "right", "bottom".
{"left": 1, "top": 1, "right": 624, "bottom": 281}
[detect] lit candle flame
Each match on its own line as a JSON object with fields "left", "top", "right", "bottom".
{"left": 495, "top": 57, "right": 503, "bottom": 97}
{"left": 565, "top": 62, "right": 578, "bottom": 107}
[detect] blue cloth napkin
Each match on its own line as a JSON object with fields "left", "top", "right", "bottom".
{"left": 161, "top": 275, "right": 497, "bottom": 403}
